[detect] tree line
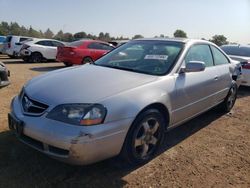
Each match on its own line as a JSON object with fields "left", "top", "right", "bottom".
{"left": 0, "top": 21, "right": 229, "bottom": 46}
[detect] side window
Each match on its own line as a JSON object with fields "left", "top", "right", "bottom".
{"left": 88, "top": 43, "right": 99, "bottom": 49}
{"left": 185, "top": 44, "right": 214, "bottom": 67}
{"left": 99, "top": 43, "right": 114, "bottom": 50}
{"left": 20, "top": 37, "right": 29, "bottom": 42}
{"left": 211, "top": 46, "right": 229, "bottom": 65}
{"left": 88, "top": 43, "right": 113, "bottom": 50}
{"left": 52, "top": 41, "right": 64, "bottom": 47}
{"left": 36, "top": 40, "right": 53, "bottom": 47}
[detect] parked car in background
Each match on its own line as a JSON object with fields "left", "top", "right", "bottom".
{"left": 56, "top": 40, "right": 114, "bottom": 66}
{"left": 19, "top": 39, "right": 65, "bottom": 63}
{"left": 0, "top": 36, "right": 6, "bottom": 54}
{"left": 2, "top": 35, "right": 33, "bottom": 58}
{"left": 9, "top": 38, "right": 241, "bottom": 165}
{"left": 221, "top": 45, "right": 250, "bottom": 86}
{"left": 108, "top": 40, "right": 129, "bottom": 47}
{"left": 0, "top": 62, "right": 10, "bottom": 87}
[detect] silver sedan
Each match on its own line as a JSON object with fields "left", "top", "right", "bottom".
{"left": 9, "top": 38, "right": 241, "bottom": 165}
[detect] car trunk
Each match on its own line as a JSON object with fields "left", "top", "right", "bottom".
{"left": 57, "top": 46, "right": 77, "bottom": 58}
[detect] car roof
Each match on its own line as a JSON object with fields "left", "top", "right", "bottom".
{"left": 133, "top": 38, "right": 212, "bottom": 45}
{"left": 221, "top": 44, "right": 250, "bottom": 48}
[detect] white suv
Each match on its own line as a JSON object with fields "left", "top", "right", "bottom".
{"left": 2, "top": 35, "right": 33, "bottom": 57}
{"left": 20, "top": 39, "right": 65, "bottom": 63}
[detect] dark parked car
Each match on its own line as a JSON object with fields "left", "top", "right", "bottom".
{"left": 221, "top": 45, "right": 250, "bottom": 86}
{"left": 0, "top": 62, "right": 10, "bottom": 87}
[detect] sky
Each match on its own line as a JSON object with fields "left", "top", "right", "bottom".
{"left": 0, "top": 0, "right": 250, "bottom": 44}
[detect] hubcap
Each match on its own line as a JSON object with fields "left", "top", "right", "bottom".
{"left": 134, "top": 118, "right": 160, "bottom": 158}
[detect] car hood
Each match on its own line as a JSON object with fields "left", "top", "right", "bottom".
{"left": 24, "top": 64, "right": 157, "bottom": 105}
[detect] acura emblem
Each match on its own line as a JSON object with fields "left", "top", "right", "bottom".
{"left": 23, "top": 96, "right": 33, "bottom": 111}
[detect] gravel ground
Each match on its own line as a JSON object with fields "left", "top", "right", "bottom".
{"left": 0, "top": 55, "right": 250, "bottom": 188}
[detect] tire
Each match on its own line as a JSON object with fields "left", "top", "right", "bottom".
{"left": 82, "top": 57, "right": 93, "bottom": 64}
{"left": 121, "top": 109, "right": 165, "bottom": 165}
{"left": 220, "top": 81, "right": 238, "bottom": 112}
{"left": 30, "top": 52, "right": 43, "bottom": 63}
{"left": 63, "top": 62, "right": 72, "bottom": 67}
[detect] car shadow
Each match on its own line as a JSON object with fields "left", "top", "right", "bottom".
{"left": 0, "top": 108, "right": 225, "bottom": 188}
{"left": 30, "top": 65, "right": 65, "bottom": 72}
{"left": 0, "top": 59, "right": 29, "bottom": 64}
{"left": 237, "top": 86, "right": 250, "bottom": 99}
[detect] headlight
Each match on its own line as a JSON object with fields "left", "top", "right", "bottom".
{"left": 46, "top": 104, "right": 107, "bottom": 126}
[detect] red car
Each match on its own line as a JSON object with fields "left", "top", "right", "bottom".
{"left": 56, "top": 40, "right": 114, "bottom": 66}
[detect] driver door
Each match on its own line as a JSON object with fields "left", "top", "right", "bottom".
{"left": 171, "top": 44, "right": 220, "bottom": 125}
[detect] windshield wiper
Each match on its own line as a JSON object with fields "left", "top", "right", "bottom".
{"left": 93, "top": 64, "right": 155, "bottom": 75}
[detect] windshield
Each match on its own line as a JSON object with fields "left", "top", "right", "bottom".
{"left": 0, "top": 36, "right": 5, "bottom": 43}
{"left": 94, "top": 40, "right": 184, "bottom": 75}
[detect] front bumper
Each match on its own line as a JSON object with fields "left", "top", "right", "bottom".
{"left": 9, "top": 96, "right": 133, "bottom": 165}
{"left": 0, "top": 68, "right": 10, "bottom": 87}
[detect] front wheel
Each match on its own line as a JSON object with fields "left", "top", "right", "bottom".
{"left": 220, "top": 81, "right": 237, "bottom": 112}
{"left": 121, "top": 109, "right": 165, "bottom": 165}
{"left": 30, "top": 52, "right": 43, "bottom": 63}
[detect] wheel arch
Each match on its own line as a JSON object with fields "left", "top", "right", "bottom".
{"left": 133, "top": 102, "right": 170, "bottom": 131}
{"left": 31, "top": 51, "right": 44, "bottom": 58}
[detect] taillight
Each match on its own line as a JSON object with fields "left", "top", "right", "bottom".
{"left": 8, "top": 43, "right": 11, "bottom": 48}
{"left": 242, "top": 61, "right": 250, "bottom": 69}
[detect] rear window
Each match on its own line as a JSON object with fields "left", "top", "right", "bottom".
{"left": 239, "top": 47, "right": 250, "bottom": 57}
{"left": 67, "top": 40, "right": 84, "bottom": 47}
{"left": 20, "top": 37, "right": 30, "bottom": 42}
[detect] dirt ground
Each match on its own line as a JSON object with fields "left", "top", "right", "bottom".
{"left": 0, "top": 54, "right": 250, "bottom": 188}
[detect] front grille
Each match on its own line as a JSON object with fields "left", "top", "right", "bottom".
{"left": 21, "top": 93, "right": 48, "bottom": 115}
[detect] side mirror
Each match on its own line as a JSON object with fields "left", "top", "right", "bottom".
{"left": 180, "top": 61, "right": 205, "bottom": 73}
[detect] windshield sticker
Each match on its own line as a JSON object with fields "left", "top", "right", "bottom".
{"left": 144, "top": 55, "right": 168, "bottom": 60}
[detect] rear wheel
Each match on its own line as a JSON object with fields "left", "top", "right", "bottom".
{"left": 82, "top": 57, "right": 93, "bottom": 64}
{"left": 121, "top": 109, "right": 165, "bottom": 165}
{"left": 30, "top": 52, "right": 43, "bottom": 63}
{"left": 220, "top": 81, "right": 237, "bottom": 112}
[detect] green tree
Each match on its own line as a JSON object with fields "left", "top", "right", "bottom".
{"left": 132, "top": 34, "right": 144, "bottom": 39}
{"left": 9, "top": 22, "right": 21, "bottom": 35}
{"left": 209, "top": 35, "right": 228, "bottom": 46}
{"left": 73, "top": 31, "right": 87, "bottom": 40}
{"left": 44, "top": 28, "right": 54, "bottom": 39}
{"left": 62, "top": 32, "right": 74, "bottom": 42}
{"left": 173, "top": 29, "right": 187, "bottom": 38}
{"left": 0, "top": 21, "right": 10, "bottom": 35}
{"left": 54, "top": 30, "right": 64, "bottom": 41}
{"left": 28, "top": 26, "right": 41, "bottom": 38}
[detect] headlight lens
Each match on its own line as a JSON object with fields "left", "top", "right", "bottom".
{"left": 46, "top": 104, "right": 107, "bottom": 126}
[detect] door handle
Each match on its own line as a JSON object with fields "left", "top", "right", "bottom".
{"left": 214, "top": 76, "right": 219, "bottom": 80}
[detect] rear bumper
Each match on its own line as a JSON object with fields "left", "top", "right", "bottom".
{"left": 241, "top": 69, "right": 250, "bottom": 86}
{"left": 0, "top": 68, "right": 10, "bottom": 87}
{"left": 56, "top": 56, "right": 82, "bottom": 65}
